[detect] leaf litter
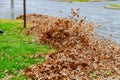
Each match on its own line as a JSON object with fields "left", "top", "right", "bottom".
{"left": 17, "top": 9, "right": 120, "bottom": 80}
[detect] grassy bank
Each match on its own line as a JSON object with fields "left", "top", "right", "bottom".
{"left": 73, "top": 0, "right": 88, "bottom": 2}
{"left": 58, "top": 0, "right": 89, "bottom": 2}
{"left": 0, "top": 19, "right": 53, "bottom": 79}
{"left": 105, "top": 4, "right": 120, "bottom": 10}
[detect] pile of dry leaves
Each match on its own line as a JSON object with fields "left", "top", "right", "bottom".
{"left": 17, "top": 12, "right": 120, "bottom": 80}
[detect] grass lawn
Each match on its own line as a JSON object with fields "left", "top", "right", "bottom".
{"left": 0, "top": 19, "right": 54, "bottom": 79}
{"left": 73, "top": 0, "right": 88, "bottom": 2}
{"left": 59, "top": 0, "right": 89, "bottom": 2}
{"left": 105, "top": 4, "right": 120, "bottom": 10}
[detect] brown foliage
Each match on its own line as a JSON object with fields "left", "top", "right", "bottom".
{"left": 17, "top": 12, "right": 120, "bottom": 80}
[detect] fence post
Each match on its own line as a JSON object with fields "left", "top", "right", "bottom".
{"left": 11, "top": 0, "right": 14, "bottom": 19}
{"left": 23, "top": 0, "right": 26, "bottom": 28}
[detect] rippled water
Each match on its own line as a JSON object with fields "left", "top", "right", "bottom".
{"left": 0, "top": 0, "right": 120, "bottom": 43}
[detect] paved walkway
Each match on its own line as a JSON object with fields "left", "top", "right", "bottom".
{"left": 0, "top": 0, "right": 120, "bottom": 43}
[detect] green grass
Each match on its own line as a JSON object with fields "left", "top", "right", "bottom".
{"left": 73, "top": 0, "right": 88, "bottom": 2}
{"left": 108, "top": 4, "right": 120, "bottom": 7}
{"left": 59, "top": 0, "right": 89, "bottom": 2}
{"left": 105, "top": 4, "right": 120, "bottom": 10}
{"left": 0, "top": 19, "right": 54, "bottom": 79}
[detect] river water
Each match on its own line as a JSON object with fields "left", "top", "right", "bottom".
{"left": 0, "top": 0, "right": 120, "bottom": 43}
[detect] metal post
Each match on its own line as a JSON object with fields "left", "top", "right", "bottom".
{"left": 11, "top": 0, "right": 14, "bottom": 19}
{"left": 23, "top": 0, "right": 26, "bottom": 28}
